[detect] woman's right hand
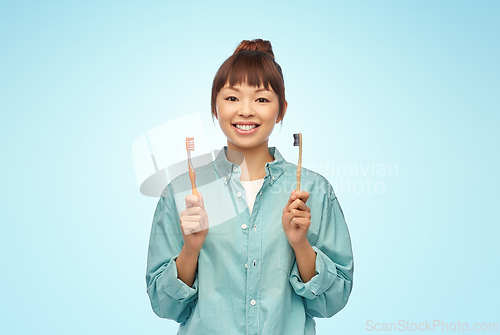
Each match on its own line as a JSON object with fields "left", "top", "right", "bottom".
{"left": 179, "top": 192, "right": 209, "bottom": 254}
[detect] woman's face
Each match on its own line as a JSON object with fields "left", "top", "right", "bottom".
{"left": 215, "top": 81, "right": 286, "bottom": 151}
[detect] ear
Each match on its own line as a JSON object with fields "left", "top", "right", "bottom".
{"left": 276, "top": 100, "right": 288, "bottom": 124}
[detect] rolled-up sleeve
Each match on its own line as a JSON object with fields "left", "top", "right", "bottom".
{"left": 145, "top": 187, "right": 198, "bottom": 322}
{"left": 289, "top": 190, "right": 354, "bottom": 318}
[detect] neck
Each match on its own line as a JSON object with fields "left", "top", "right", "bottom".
{"left": 226, "top": 140, "right": 275, "bottom": 181}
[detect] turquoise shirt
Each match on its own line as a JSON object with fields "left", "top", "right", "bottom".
{"left": 146, "top": 146, "right": 354, "bottom": 334}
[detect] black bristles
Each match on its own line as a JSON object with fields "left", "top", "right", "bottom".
{"left": 293, "top": 133, "right": 300, "bottom": 146}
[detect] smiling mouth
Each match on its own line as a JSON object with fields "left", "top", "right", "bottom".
{"left": 233, "top": 124, "right": 260, "bottom": 131}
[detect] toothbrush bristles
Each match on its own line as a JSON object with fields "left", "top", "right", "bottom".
{"left": 293, "top": 133, "right": 300, "bottom": 146}
{"left": 186, "top": 137, "right": 195, "bottom": 151}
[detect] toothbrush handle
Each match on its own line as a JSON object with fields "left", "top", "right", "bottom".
{"left": 188, "top": 160, "right": 199, "bottom": 197}
{"left": 296, "top": 134, "right": 302, "bottom": 191}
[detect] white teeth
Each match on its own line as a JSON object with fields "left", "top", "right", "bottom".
{"left": 235, "top": 124, "right": 257, "bottom": 131}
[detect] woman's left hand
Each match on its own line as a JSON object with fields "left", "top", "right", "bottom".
{"left": 282, "top": 190, "right": 311, "bottom": 248}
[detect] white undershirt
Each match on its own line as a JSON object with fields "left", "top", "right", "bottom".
{"left": 239, "top": 178, "right": 265, "bottom": 215}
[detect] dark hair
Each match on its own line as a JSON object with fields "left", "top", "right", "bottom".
{"left": 211, "top": 39, "right": 286, "bottom": 125}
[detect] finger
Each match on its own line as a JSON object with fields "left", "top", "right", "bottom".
{"left": 181, "top": 220, "right": 202, "bottom": 235}
{"left": 290, "top": 214, "right": 301, "bottom": 227}
{"left": 185, "top": 194, "right": 201, "bottom": 208}
{"left": 290, "top": 217, "right": 310, "bottom": 228}
{"left": 294, "top": 191, "right": 309, "bottom": 204}
{"left": 181, "top": 214, "right": 203, "bottom": 225}
{"left": 183, "top": 206, "right": 203, "bottom": 216}
{"left": 290, "top": 208, "right": 311, "bottom": 219}
{"left": 182, "top": 214, "right": 203, "bottom": 223}
{"left": 288, "top": 199, "right": 310, "bottom": 213}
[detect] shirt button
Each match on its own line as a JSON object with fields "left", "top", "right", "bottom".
{"left": 241, "top": 224, "right": 247, "bottom": 229}
{"left": 250, "top": 299, "right": 256, "bottom": 306}
{"left": 233, "top": 166, "right": 237, "bottom": 172}
{"left": 245, "top": 263, "right": 247, "bottom": 268}
{"left": 272, "top": 175, "right": 275, "bottom": 180}
{"left": 237, "top": 191, "right": 242, "bottom": 197}
{"left": 224, "top": 176, "right": 228, "bottom": 182}
{"left": 254, "top": 225, "right": 257, "bottom": 231}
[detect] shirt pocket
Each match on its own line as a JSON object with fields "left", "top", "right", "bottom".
{"left": 277, "top": 234, "right": 295, "bottom": 274}
{"left": 277, "top": 229, "right": 318, "bottom": 275}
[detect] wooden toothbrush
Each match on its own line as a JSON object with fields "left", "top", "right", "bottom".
{"left": 293, "top": 133, "right": 302, "bottom": 192}
{"left": 185, "top": 137, "right": 199, "bottom": 197}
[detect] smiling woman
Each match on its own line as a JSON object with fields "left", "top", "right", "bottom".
{"left": 211, "top": 39, "right": 287, "bottom": 126}
{"left": 214, "top": 82, "right": 286, "bottom": 158}
{"left": 145, "top": 38, "right": 354, "bottom": 335}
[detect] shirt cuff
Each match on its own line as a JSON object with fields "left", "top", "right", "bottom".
{"left": 289, "top": 246, "right": 337, "bottom": 300}
{"left": 163, "top": 254, "right": 199, "bottom": 303}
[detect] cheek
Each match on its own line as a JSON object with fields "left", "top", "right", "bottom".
{"left": 215, "top": 97, "right": 226, "bottom": 114}
{"left": 265, "top": 107, "right": 280, "bottom": 123}
{"left": 215, "top": 105, "right": 227, "bottom": 119}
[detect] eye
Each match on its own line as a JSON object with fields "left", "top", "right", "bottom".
{"left": 226, "top": 96, "right": 238, "bottom": 102}
{"left": 257, "top": 98, "right": 269, "bottom": 103}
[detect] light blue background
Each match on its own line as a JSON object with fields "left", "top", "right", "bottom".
{"left": 1, "top": 1, "right": 498, "bottom": 334}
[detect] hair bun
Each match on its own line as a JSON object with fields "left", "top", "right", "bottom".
{"left": 233, "top": 38, "right": 275, "bottom": 59}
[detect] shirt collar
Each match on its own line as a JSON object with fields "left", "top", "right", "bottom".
{"left": 214, "top": 146, "right": 287, "bottom": 186}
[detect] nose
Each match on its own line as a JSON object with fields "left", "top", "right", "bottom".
{"left": 238, "top": 100, "right": 255, "bottom": 117}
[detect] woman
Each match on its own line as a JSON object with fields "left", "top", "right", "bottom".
{"left": 146, "top": 38, "right": 354, "bottom": 334}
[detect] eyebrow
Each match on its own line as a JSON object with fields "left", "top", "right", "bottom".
{"left": 222, "top": 86, "right": 270, "bottom": 93}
